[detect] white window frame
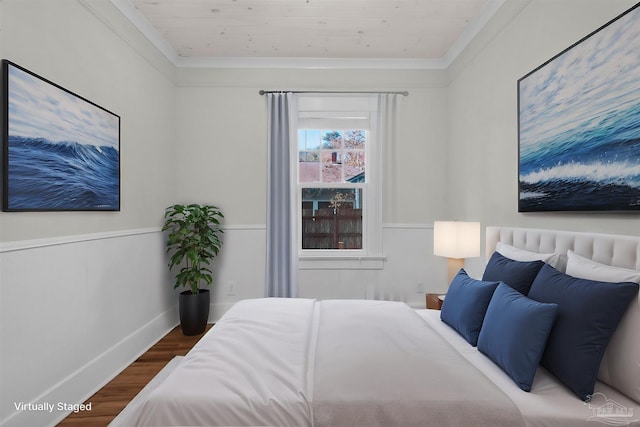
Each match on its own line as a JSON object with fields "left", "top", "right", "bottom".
{"left": 294, "top": 95, "right": 384, "bottom": 270}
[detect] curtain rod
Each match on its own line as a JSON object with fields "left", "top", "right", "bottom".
{"left": 259, "top": 90, "right": 408, "bottom": 96}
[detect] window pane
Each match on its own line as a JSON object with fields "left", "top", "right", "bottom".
{"left": 344, "top": 130, "right": 366, "bottom": 149}
{"left": 321, "top": 151, "right": 342, "bottom": 183}
{"left": 299, "top": 129, "right": 321, "bottom": 150}
{"left": 321, "top": 130, "right": 342, "bottom": 149}
{"left": 299, "top": 151, "right": 320, "bottom": 183}
{"left": 344, "top": 151, "right": 365, "bottom": 182}
{"left": 301, "top": 188, "right": 363, "bottom": 250}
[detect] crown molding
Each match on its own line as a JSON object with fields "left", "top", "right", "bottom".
{"left": 442, "top": 0, "right": 506, "bottom": 68}
{"left": 174, "top": 56, "right": 448, "bottom": 70}
{"left": 109, "top": 0, "right": 180, "bottom": 65}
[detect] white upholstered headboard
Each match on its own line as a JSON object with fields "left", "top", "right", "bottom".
{"left": 486, "top": 226, "right": 640, "bottom": 271}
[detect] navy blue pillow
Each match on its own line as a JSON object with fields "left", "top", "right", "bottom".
{"left": 478, "top": 283, "right": 558, "bottom": 392}
{"left": 482, "top": 252, "right": 545, "bottom": 295}
{"left": 527, "top": 264, "right": 639, "bottom": 401}
{"left": 440, "top": 269, "right": 499, "bottom": 346}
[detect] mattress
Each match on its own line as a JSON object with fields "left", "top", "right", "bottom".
{"left": 417, "top": 309, "right": 640, "bottom": 427}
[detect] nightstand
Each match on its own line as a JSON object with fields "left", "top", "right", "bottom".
{"left": 426, "top": 293, "right": 446, "bottom": 310}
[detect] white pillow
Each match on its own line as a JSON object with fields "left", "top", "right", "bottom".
{"left": 566, "top": 250, "right": 640, "bottom": 402}
{"left": 496, "top": 242, "right": 566, "bottom": 272}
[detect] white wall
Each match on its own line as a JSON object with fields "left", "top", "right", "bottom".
{"left": 174, "top": 68, "right": 450, "bottom": 225}
{"left": 3, "top": 0, "right": 640, "bottom": 425}
{"left": 446, "top": 0, "right": 640, "bottom": 277}
{"left": 0, "top": 0, "right": 177, "bottom": 241}
{"left": 174, "top": 68, "right": 451, "bottom": 311}
{"left": 0, "top": 1, "right": 178, "bottom": 425}
{"left": 0, "top": 232, "right": 176, "bottom": 426}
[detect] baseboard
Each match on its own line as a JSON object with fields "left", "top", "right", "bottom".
{"left": 1, "top": 306, "right": 178, "bottom": 427}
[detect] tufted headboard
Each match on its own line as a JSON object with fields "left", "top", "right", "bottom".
{"left": 486, "top": 226, "right": 640, "bottom": 271}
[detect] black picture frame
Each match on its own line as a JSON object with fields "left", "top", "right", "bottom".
{"left": 1, "top": 60, "right": 120, "bottom": 211}
{"left": 517, "top": 3, "right": 640, "bottom": 212}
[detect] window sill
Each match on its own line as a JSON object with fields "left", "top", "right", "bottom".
{"left": 299, "top": 255, "right": 385, "bottom": 270}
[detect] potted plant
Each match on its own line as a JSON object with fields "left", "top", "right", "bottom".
{"left": 162, "top": 204, "right": 224, "bottom": 335}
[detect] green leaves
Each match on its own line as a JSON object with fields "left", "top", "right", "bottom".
{"left": 162, "top": 204, "right": 224, "bottom": 295}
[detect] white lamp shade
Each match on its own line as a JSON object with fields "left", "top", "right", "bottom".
{"left": 433, "top": 221, "right": 481, "bottom": 259}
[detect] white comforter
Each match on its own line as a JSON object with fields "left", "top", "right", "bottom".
{"left": 122, "top": 298, "right": 524, "bottom": 426}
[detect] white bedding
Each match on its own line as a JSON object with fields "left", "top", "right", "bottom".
{"left": 115, "top": 298, "right": 523, "bottom": 427}
{"left": 113, "top": 298, "right": 640, "bottom": 427}
{"left": 126, "top": 298, "right": 315, "bottom": 426}
{"left": 417, "top": 309, "right": 640, "bottom": 427}
{"left": 312, "top": 299, "right": 522, "bottom": 427}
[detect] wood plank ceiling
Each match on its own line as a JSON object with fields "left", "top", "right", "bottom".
{"left": 128, "top": 0, "right": 493, "bottom": 60}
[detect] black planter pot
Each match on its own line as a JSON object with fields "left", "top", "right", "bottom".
{"left": 179, "top": 289, "right": 210, "bottom": 336}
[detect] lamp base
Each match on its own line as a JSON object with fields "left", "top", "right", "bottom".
{"left": 447, "top": 258, "right": 465, "bottom": 284}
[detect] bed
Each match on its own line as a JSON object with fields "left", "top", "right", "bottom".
{"left": 111, "top": 226, "right": 640, "bottom": 426}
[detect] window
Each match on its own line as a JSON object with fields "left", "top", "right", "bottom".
{"left": 295, "top": 95, "right": 383, "bottom": 266}
{"left": 299, "top": 129, "right": 366, "bottom": 250}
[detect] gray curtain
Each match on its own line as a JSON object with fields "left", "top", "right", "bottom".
{"left": 265, "top": 93, "right": 298, "bottom": 297}
{"left": 379, "top": 93, "right": 398, "bottom": 225}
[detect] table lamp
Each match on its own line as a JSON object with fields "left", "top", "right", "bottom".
{"left": 433, "top": 221, "right": 481, "bottom": 284}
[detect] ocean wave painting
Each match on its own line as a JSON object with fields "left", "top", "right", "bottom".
{"left": 3, "top": 61, "right": 120, "bottom": 211}
{"left": 518, "top": 4, "right": 640, "bottom": 212}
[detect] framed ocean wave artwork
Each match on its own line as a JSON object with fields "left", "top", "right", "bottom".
{"left": 1, "top": 60, "right": 120, "bottom": 211}
{"left": 518, "top": 3, "right": 640, "bottom": 212}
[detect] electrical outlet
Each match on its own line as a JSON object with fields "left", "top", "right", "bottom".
{"left": 417, "top": 282, "right": 425, "bottom": 293}
{"left": 227, "top": 281, "right": 236, "bottom": 296}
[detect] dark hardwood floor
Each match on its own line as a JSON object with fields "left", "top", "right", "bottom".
{"left": 57, "top": 324, "right": 213, "bottom": 426}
